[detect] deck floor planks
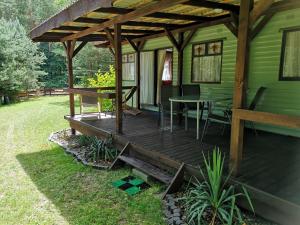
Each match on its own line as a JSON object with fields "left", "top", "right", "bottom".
{"left": 78, "top": 111, "right": 300, "bottom": 205}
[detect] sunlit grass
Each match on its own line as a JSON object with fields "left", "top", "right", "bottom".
{"left": 0, "top": 96, "right": 165, "bottom": 225}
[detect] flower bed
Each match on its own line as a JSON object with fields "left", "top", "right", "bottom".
{"left": 49, "top": 129, "right": 118, "bottom": 169}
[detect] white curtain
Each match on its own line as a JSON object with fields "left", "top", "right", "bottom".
{"left": 192, "top": 55, "right": 222, "bottom": 82}
{"left": 156, "top": 50, "right": 167, "bottom": 104}
{"left": 140, "top": 51, "right": 155, "bottom": 105}
{"left": 283, "top": 30, "right": 300, "bottom": 78}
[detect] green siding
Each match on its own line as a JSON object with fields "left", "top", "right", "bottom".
{"left": 120, "top": 9, "right": 300, "bottom": 137}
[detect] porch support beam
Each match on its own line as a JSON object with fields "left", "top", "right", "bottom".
{"left": 224, "top": 22, "right": 238, "bottom": 37}
{"left": 250, "top": 12, "right": 274, "bottom": 40}
{"left": 64, "top": 40, "right": 76, "bottom": 135}
{"left": 104, "top": 28, "right": 116, "bottom": 49}
{"left": 73, "top": 41, "right": 87, "bottom": 58}
{"left": 165, "top": 29, "right": 196, "bottom": 94}
{"left": 230, "top": 0, "right": 253, "bottom": 176}
{"left": 249, "top": 0, "right": 274, "bottom": 28}
{"left": 114, "top": 24, "right": 123, "bottom": 133}
{"left": 127, "top": 39, "right": 145, "bottom": 109}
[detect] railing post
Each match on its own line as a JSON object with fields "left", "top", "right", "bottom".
{"left": 114, "top": 24, "right": 123, "bottom": 134}
{"left": 230, "top": 0, "right": 253, "bottom": 176}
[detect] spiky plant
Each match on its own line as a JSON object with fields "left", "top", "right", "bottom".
{"left": 182, "top": 148, "right": 254, "bottom": 225}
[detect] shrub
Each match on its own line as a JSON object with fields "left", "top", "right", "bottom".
{"left": 182, "top": 148, "right": 254, "bottom": 225}
{"left": 84, "top": 65, "right": 116, "bottom": 112}
{"left": 84, "top": 135, "right": 118, "bottom": 163}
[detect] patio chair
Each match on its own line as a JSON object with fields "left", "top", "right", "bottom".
{"left": 158, "top": 85, "right": 187, "bottom": 130}
{"left": 79, "top": 88, "right": 101, "bottom": 119}
{"left": 200, "top": 86, "right": 267, "bottom": 143}
{"left": 182, "top": 84, "right": 208, "bottom": 129}
{"left": 122, "top": 86, "right": 141, "bottom": 116}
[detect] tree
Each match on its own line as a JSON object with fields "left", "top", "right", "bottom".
{"left": 39, "top": 43, "right": 67, "bottom": 88}
{"left": 0, "top": 18, "right": 46, "bottom": 102}
{"left": 73, "top": 44, "right": 114, "bottom": 84}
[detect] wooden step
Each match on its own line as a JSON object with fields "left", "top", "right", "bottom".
{"left": 118, "top": 155, "right": 173, "bottom": 184}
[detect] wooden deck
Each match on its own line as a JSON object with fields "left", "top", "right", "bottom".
{"left": 66, "top": 111, "right": 300, "bottom": 205}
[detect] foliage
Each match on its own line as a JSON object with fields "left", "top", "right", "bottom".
{"left": 84, "top": 66, "right": 116, "bottom": 111}
{"left": 182, "top": 148, "right": 254, "bottom": 225}
{"left": 73, "top": 44, "right": 114, "bottom": 82}
{"left": 0, "top": 18, "right": 46, "bottom": 101}
{"left": 0, "top": 96, "right": 164, "bottom": 225}
{"left": 83, "top": 135, "right": 118, "bottom": 163}
{"left": 0, "top": 1, "right": 114, "bottom": 91}
{"left": 39, "top": 43, "right": 67, "bottom": 88}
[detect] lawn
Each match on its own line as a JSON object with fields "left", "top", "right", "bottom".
{"left": 0, "top": 96, "right": 165, "bottom": 225}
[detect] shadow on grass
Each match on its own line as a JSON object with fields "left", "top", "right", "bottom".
{"left": 16, "top": 146, "right": 164, "bottom": 225}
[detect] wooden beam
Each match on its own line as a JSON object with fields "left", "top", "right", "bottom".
{"left": 126, "top": 38, "right": 139, "bottom": 52}
{"left": 73, "top": 41, "right": 87, "bottom": 58}
{"left": 233, "top": 109, "right": 300, "bottom": 129}
{"left": 230, "top": 0, "right": 253, "bottom": 176}
{"left": 164, "top": 28, "right": 180, "bottom": 51}
{"left": 114, "top": 24, "right": 123, "bottom": 134}
{"left": 132, "top": 16, "right": 231, "bottom": 42}
{"left": 61, "top": 0, "right": 190, "bottom": 41}
{"left": 183, "top": 0, "right": 240, "bottom": 14}
{"left": 250, "top": 13, "right": 274, "bottom": 40}
{"left": 108, "top": 46, "right": 115, "bottom": 56}
{"left": 162, "top": 163, "right": 185, "bottom": 199}
{"left": 65, "top": 40, "right": 76, "bottom": 135}
{"left": 75, "top": 17, "right": 179, "bottom": 29}
{"left": 29, "top": 0, "right": 112, "bottom": 39}
{"left": 181, "top": 29, "right": 197, "bottom": 50}
{"left": 104, "top": 28, "right": 115, "bottom": 49}
{"left": 95, "top": 7, "right": 214, "bottom": 22}
{"left": 250, "top": 0, "right": 274, "bottom": 27}
{"left": 177, "top": 32, "right": 184, "bottom": 96}
{"left": 225, "top": 22, "right": 238, "bottom": 37}
{"left": 55, "top": 26, "right": 155, "bottom": 34}
{"left": 268, "top": 0, "right": 300, "bottom": 13}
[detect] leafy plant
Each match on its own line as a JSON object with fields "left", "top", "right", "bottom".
{"left": 77, "top": 135, "right": 93, "bottom": 147}
{"left": 84, "top": 65, "right": 116, "bottom": 112}
{"left": 84, "top": 135, "right": 118, "bottom": 163}
{"left": 182, "top": 148, "right": 254, "bottom": 225}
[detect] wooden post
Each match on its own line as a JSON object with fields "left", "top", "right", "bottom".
{"left": 230, "top": 0, "right": 253, "bottom": 176}
{"left": 127, "top": 39, "right": 144, "bottom": 110}
{"left": 114, "top": 24, "right": 123, "bottom": 133}
{"left": 177, "top": 32, "right": 184, "bottom": 96}
{"left": 66, "top": 40, "right": 76, "bottom": 135}
{"left": 136, "top": 49, "right": 141, "bottom": 109}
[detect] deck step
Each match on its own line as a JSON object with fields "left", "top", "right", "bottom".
{"left": 118, "top": 155, "right": 173, "bottom": 184}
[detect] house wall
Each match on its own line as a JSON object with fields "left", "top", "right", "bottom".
{"left": 121, "top": 8, "right": 300, "bottom": 137}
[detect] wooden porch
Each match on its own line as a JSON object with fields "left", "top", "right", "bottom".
{"left": 65, "top": 111, "right": 300, "bottom": 219}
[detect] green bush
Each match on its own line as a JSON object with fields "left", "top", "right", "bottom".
{"left": 182, "top": 148, "right": 254, "bottom": 225}
{"left": 83, "top": 135, "right": 118, "bottom": 163}
{"left": 84, "top": 65, "right": 116, "bottom": 112}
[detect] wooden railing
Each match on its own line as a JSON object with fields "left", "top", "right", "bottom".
{"left": 232, "top": 109, "right": 300, "bottom": 129}
{"left": 66, "top": 86, "right": 135, "bottom": 98}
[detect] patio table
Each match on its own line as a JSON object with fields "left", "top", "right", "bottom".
{"left": 169, "top": 95, "right": 214, "bottom": 140}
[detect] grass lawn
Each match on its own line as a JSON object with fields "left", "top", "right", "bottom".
{"left": 0, "top": 96, "right": 165, "bottom": 225}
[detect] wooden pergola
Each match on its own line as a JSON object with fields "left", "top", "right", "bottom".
{"left": 30, "top": 0, "right": 300, "bottom": 177}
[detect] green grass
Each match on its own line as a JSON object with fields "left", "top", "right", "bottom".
{"left": 0, "top": 96, "right": 165, "bottom": 225}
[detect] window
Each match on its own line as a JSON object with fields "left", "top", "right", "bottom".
{"left": 122, "top": 53, "right": 135, "bottom": 81}
{"left": 191, "top": 40, "right": 223, "bottom": 83}
{"left": 279, "top": 29, "right": 300, "bottom": 81}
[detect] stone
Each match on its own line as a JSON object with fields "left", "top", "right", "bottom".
{"left": 173, "top": 208, "right": 181, "bottom": 213}
{"left": 173, "top": 213, "right": 180, "bottom": 217}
